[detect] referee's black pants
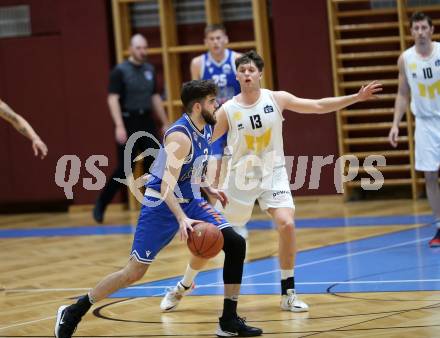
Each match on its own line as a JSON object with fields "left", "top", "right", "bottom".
{"left": 95, "top": 114, "right": 160, "bottom": 212}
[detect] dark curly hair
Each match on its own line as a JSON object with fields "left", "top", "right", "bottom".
{"left": 181, "top": 80, "right": 217, "bottom": 112}
{"left": 235, "top": 50, "right": 264, "bottom": 72}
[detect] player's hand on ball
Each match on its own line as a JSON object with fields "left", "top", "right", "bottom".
{"left": 178, "top": 217, "right": 202, "bottom": 241}
{"left": 357, "top": 80, "right": 382, "bottom": 101}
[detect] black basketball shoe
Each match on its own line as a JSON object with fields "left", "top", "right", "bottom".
{"left": 216, "top": 315, "right": 263, "bottom": 337}
{"left": 54, "top": 305, "right": 82, "bottom": 338}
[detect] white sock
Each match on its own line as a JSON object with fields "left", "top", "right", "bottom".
{"left": 225, "top": 295, "right": 239, "bottom": 301}
{"left": 87, "top": 292, "right": 96, "bottom": 304}
{"left": 281, "top": 269, "right": 294, "bottom": 280}
{"left": 180, "top": 264, "right": 199, "bottom": 288}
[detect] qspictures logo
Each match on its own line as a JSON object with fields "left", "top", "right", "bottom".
{"left": 54, "top": 132, "right": 386, "bottom": 206}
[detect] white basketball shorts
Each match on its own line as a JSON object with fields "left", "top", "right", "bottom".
{"left": 415, "top": 116, "right": 440, "bottom": 172}
{"left": 216, "top": 166, "right": 295, "bottom": 227}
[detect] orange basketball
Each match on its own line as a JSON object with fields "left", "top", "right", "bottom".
{"left": 187, "top": 222, "right": 224, "bottom": 258}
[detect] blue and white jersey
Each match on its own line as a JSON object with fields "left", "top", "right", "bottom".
{"left": 201, "top": 49, "right": 240, "bottom": 105}
{"left": 147, "top": 114, "right": 212, "bottom": 199}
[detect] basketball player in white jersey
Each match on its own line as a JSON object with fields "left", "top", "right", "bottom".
{"left": 162, "top": 50, "right": 381, "bottom": 313}
{"left": 389, "top": 12, "right": 440, "bottom": 247}
{"left": 0, "top": 98, "right": 48, "bottom": 158}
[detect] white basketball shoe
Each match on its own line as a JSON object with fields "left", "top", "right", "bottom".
{"left": 160, "top": 281, "right": 195, "bottom": 312}
{"left": 280, "top": 289, "right": 309, "bottom": 312}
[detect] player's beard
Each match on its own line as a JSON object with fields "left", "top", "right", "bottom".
{"left": 201, "top": 107, "right": 217, "bottom": 126}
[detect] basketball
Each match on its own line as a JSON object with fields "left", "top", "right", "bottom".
{"left": 187, "top": 222, "right": 224, "bottom": 258}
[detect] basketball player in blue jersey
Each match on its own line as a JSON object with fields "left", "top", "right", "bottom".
{"left": 191, "top": 24, "right": 246, "bottom": 236}
{"left": 54, "top": 80, "right": 262, "bottom": 338}
{"left": 190, "top": 24, "right": 241, "bottom": 105}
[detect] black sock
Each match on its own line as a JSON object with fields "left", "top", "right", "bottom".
{"left": 221, "top": 298, "right": 238, "bottom": 320}
{"left": 281, "top": 277, "right": 295, "bottom": 295}
{"left": 70, "top": 294, "right": 92, "bottom": 317}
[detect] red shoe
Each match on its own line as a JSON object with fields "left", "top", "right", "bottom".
{"left": 429, "top": 237, "right": 440, "bottom": 247}
{"left": 429, "top": 228, "right": 440, "bottom": 247}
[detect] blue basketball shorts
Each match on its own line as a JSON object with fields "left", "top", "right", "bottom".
{"left": 130, "top": 196, "right": 230, "bottom": 264}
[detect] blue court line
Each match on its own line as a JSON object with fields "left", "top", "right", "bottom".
{"left": 109, "top": 224, "right": 440, "bottom": 297}
{"left": 0, "top": 214, "right": 435, "bottom": 238}
{"left": 0, "top": 224, "right": 136, "bottom": 238}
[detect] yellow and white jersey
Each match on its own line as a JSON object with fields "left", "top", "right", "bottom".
{"left": 403, "top": 41, "right": 440, "bottom": 117}
{"left": 223, "top": 89, "right": 285, "bottom": 178}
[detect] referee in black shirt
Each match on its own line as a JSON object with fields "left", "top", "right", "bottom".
{"left": 93, "top": 34, "right": 168, "bottom": 223}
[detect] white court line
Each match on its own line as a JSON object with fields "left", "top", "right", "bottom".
{"left": 6, "top": 278, "right": 440, "bottom": 293}
{"left": 0, "top": 235, "right": 431, "bottom": 331}
{"left": 0, "top": 316, "right": 55, "bottom": 331}
{"left": 0, "top": 268, "right": 227, "bottom": 331}
{"left": 4, "top": 235, "right": 432, "bottom": 294}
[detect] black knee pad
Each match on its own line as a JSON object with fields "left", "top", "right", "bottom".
{"left": 221, "top": 227, "right": 246, "bottom": 284}
{"left": 222, "top": 227, "right": 246, "bottom": 259}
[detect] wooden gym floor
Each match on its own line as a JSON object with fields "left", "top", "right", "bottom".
{"left": 1, "top": 196, "right": 439, "bottom": 338}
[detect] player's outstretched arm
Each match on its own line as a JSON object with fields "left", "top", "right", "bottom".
{"left": 0, "top": 99, "right": 48, "bottom": 159}
{"left": 161, "top": 132, "right": 202, "bottom": 240}
{"left": 273, "top": 80, "right": 382, "bottom": 115}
